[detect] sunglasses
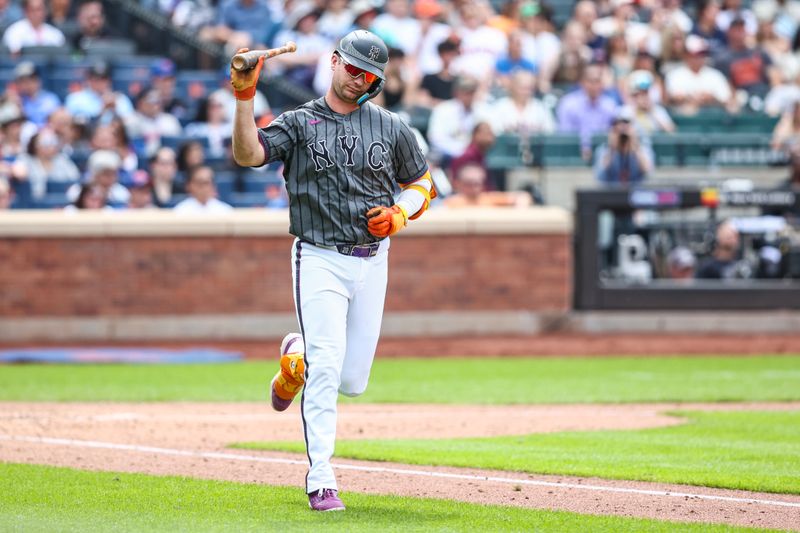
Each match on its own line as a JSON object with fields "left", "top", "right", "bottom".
{"left": 339, "top": 55, "right": 378, "bottom": 84}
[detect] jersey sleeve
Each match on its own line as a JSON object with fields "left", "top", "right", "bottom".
{"left": 393, "top": 117, "right": 429, "bottom": 186}
{"left": 256, "top": 111, "right": 296, "bottom": 166}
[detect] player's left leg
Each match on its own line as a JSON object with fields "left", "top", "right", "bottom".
{"left": 339, "top": 241, "right": 389, "bottom": 397}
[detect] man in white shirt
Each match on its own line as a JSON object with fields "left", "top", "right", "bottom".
{"left": 66, "top": 150, "right": 131, "bottom": 207}
{"left": 174, "top": 165, "right": 233, "bottom": 213}
{"left": 485, "top": 70, "right": 555, "bottom": 135}
{"left": 665, "top": 35, "right": 735, "bottom": 114}
{"left": 427, "top": 76, "right": 488, "bottom": 160}
{"left": 2, "top": 0, "right": 65, "bottom": 54}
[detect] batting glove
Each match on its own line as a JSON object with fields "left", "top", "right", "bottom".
{"left": 366, "top": 205, "right": 408, "bottom": 238}
{"left": 230, "top": 48, "right": 265, "bottom": 101}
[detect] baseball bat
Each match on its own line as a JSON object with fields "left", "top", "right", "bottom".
{"left": 230, "top": 41, "right": 297, "bottom": 71}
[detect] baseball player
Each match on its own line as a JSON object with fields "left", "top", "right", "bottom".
{"left": 231, "top": 30, "right": 435, "bottom": 512}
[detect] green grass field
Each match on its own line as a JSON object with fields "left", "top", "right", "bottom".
{"left": 0, "top": 463, "right": 773, "bottom": 533}
{"left": 1, "top": 355, "right": 798, "bottom": 532}
{"left": 1, "top": 355, "right": 799, "bottom": 403}
{"left": 237, "top": 410, "right": 800, "bottom": 495}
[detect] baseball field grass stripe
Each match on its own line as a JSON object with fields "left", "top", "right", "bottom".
{"left": 2, "top": 434, "right": 799, "bottom": 510}
{"left": 1, "top": 355, "right": 799, "bottom": 403}
{"left": 0, "top": 463, "right": 768, "bottom": 533}
{"left": 240, "top": 410, "right": 800, "bottom": 495}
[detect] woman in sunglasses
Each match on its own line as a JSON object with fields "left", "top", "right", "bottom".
{"left": 231, "top": 29, "right": 435, "bottom": 512}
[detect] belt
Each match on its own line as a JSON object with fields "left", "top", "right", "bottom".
{"left": 303, "top": 240, "right": 381, "bottom": 258}
{"left": 335, "top": 242, "right": 381, "bottom": 258}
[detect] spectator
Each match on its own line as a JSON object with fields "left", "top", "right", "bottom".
{"left": 124, "top": 88, "right": 182, "bottom": 158}
{"left": 126, "top": 169, "right": 156, "bottom": 209}
{"left": 605, "top": 31, "right": 633, "bottom": 86}
{"left": 184, "top": 94, "right": 231, "bottom": 158}
{"left": 46, "top": 107, "right": 81, "bottom": 152}
{"left": 666, "top": 246, "right": 697, "bottom": 280}
{"left": 201, "top": 0, "right": 276, "bottom": 52}
{"left": 659, "top": 25, "right": 687, "bottom": 75}
{"left": 67, "top": 149, "right": 130, "bottom": 206}
{"left": 765, "top": 70, "right": 800, "bottom": 116}
{"left": 519, "top": 1, "right": 561, "bottom": 91}
{"left": 665, "top": 35, "right": 735, "bottom": 115}
{"left": 11, "top": 61, "right": 60, "bottom": 128}
{"left": 448, "top": 120, "right": 497, "bottom": 189}
{"left": 571, "top": 0, "right": 604, "bottom": 58}
{"left": 0, "top": 0, "right": 23, "bottom": 32}
{"left": 48, "top": 0, "right": 79, "bottom": 41}
{"left": 416, "top": 38, "right": 459, "bottom": 107}
{"left": 443, "top": 162, "right": 532, "bottom": 207}
{"left": 716, "top": 0, "right": 757, "bottom": 36}
{"left": 375, "top": 47, "right": 412, "bottom": 110}
{"left": 413, "top": 0, "right": 453, "bottom": 76}
{"left": 691, "top": 0, "right": 727, "bottom": 55}
{"left": 65, "top": 61, "right": 135, "bottom": 122}
{"left": 451, "top": 1, "right": 507, "bottom": 81}
{"left": 552, "top": 21, "right": 592, "bottom": 88}
{"left": 2, "top": 0, "right": 65, "bottom": 54}
{"left": 148, "top": 147, "right": 181, "bottom": 207}
{"left": 0, "top": 178, "right": 11, "bottom": 209}
{"left": 151, "top": 58, "right": 190, "bottom": 122}
{"left": 89, "top": 121, "right": 138, "bottom": 175}
{"left": 372, "top": 0, "right": 422, "bottom": 56}
{"left": 64, "top": 182, "right": 109, "bottom": 210}
{"left": 627, "top": 52, "right": 665, "bottom": 104}
{"left": 173, "top": 165, "right": 232, "bottom": 212}
{"left": 661, "top": 0, "right": 693, "bottom": 34}
{"left": 714, "top": 17, "right": 779, "bottom": 100}
{"left": 427, "top": 75, "right": 488, "bottom": 160}
{"left": 485, "top": 70, "right": 555, "bottom": 135}
{"left": 317, "top": 0, "right": 354, "bottom": 41}
{"left": 271, "top": 3, "right": 331, "bottom": 92}
{"left": 171, "top": 0, "right": 215, "bottom": 32}
{"left": 495, "top": 30, "right": 538, "bottom": 90}
{"left": 15, "top": 128, "right": 80, "bottom": 200}
{"left": 625, "top": 71, "right": 675, "bottom": 135}
{"left": 0, "top": 101, "right": 34, "bottom": 160}
{"left": 696, "top": 220, "right": 742, "bottom": 279}
{"left": 71, "top": 0, "right": 120, "bottom": 52}
{"left": 593, "top": 107, "right": 654, "bottom": 185}
{"left": 557, "top": 64, "right": 618, "bottom": 160}
{"left": 347, "top": 0, "right": 379, "bottom": 33}
{"left": 770, "top": 100, "right": 800, "bottom": 151}
{"left": 176, "top": 139, "right": 206, "bottom": 176}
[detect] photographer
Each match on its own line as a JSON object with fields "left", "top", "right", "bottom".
{"left": 593, "top": 108, "right": 654, "bottom": 185}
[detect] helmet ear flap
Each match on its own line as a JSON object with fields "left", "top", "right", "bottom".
{"left": 357, "top": 78, "right": 385, "bottom": 106}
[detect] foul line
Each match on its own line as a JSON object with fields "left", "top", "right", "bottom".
{"left": 2, "top": 434, "right": 800, "bottom": 509}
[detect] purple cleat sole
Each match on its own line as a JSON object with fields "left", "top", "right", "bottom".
{"left": 308, "top": 489, "right": 345, "bottom": 511}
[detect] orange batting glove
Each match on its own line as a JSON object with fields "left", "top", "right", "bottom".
{"left": 366, "top": 205, "right": 408, "bottom": 238}
{"left": 230, "top": 48, "right": 265, "bottom": 101}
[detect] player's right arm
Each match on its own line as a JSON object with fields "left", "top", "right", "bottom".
{"left": 231, "top": 48, "right": 267, "bottom": 167}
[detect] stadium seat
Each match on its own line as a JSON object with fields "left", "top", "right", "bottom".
{"left": 83, "top": 38, "right": 137, "bottom": 59}
{"left": 176, "top": 70, "right": 222, "bottom": 101}
{"left": 160, "top": 136, "right": 211, "bottom": 151}
{"left": 47, "top": 61, "right": 95, "bottom": 100}
{"left": 31, "top": 193, "right": 70, "bottom": 210}
{"left": 227, "top": 192, "right": 266, "bottom": 208}
{"left": 540, "top": 133, "right": 584, "bottom": 167}
{"left": 46, "top": 180, "right": 79, "bottom": 194}
{"left": 241, "top": 170, "right": 283, "bottom": 193}
{"left": 486, "top": 134, "right": 523, "bottom": 169}
{"left": 214, "top": 170, "right": 236, "bottom": 198}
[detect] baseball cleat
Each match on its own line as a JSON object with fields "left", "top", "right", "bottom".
{"left": 308, "top": 488, "right": 345, "bottom": 511}
{"left": 270, "top": 333, "right": 305, "bottom": 411}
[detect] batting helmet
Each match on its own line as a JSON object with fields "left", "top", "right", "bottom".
{"left": 335, "top": 30, "right": 389, "bottom": 80}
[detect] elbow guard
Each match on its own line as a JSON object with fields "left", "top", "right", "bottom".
{"left": 400, "top": 171, "right": 437, "bottom": 220}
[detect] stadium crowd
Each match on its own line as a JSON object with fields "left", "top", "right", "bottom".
{"left": 1, "top": 0, "right": 800, "bottom": 210}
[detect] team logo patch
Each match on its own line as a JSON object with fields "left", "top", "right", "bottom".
{"left": 368, "top": 46, "right": 380, "bottom": 60}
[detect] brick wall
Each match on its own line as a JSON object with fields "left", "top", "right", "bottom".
{"left": 0, "top": 233, "right": 570, "bottom": 317}
{"left": 0, "top": 210, "right": 572, "bottom": 333}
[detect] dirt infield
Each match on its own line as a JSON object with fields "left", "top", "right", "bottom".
{"left": 1, "top": 401, "right": 799, "bottom": 530}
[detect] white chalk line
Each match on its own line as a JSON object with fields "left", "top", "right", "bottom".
{"left": 1, "top": 434, "right": 799, "bottom": 510}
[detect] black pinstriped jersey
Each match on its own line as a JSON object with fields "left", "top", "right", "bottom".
{"left": 257, "top": 98, "right": 428, "bottom": 246}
